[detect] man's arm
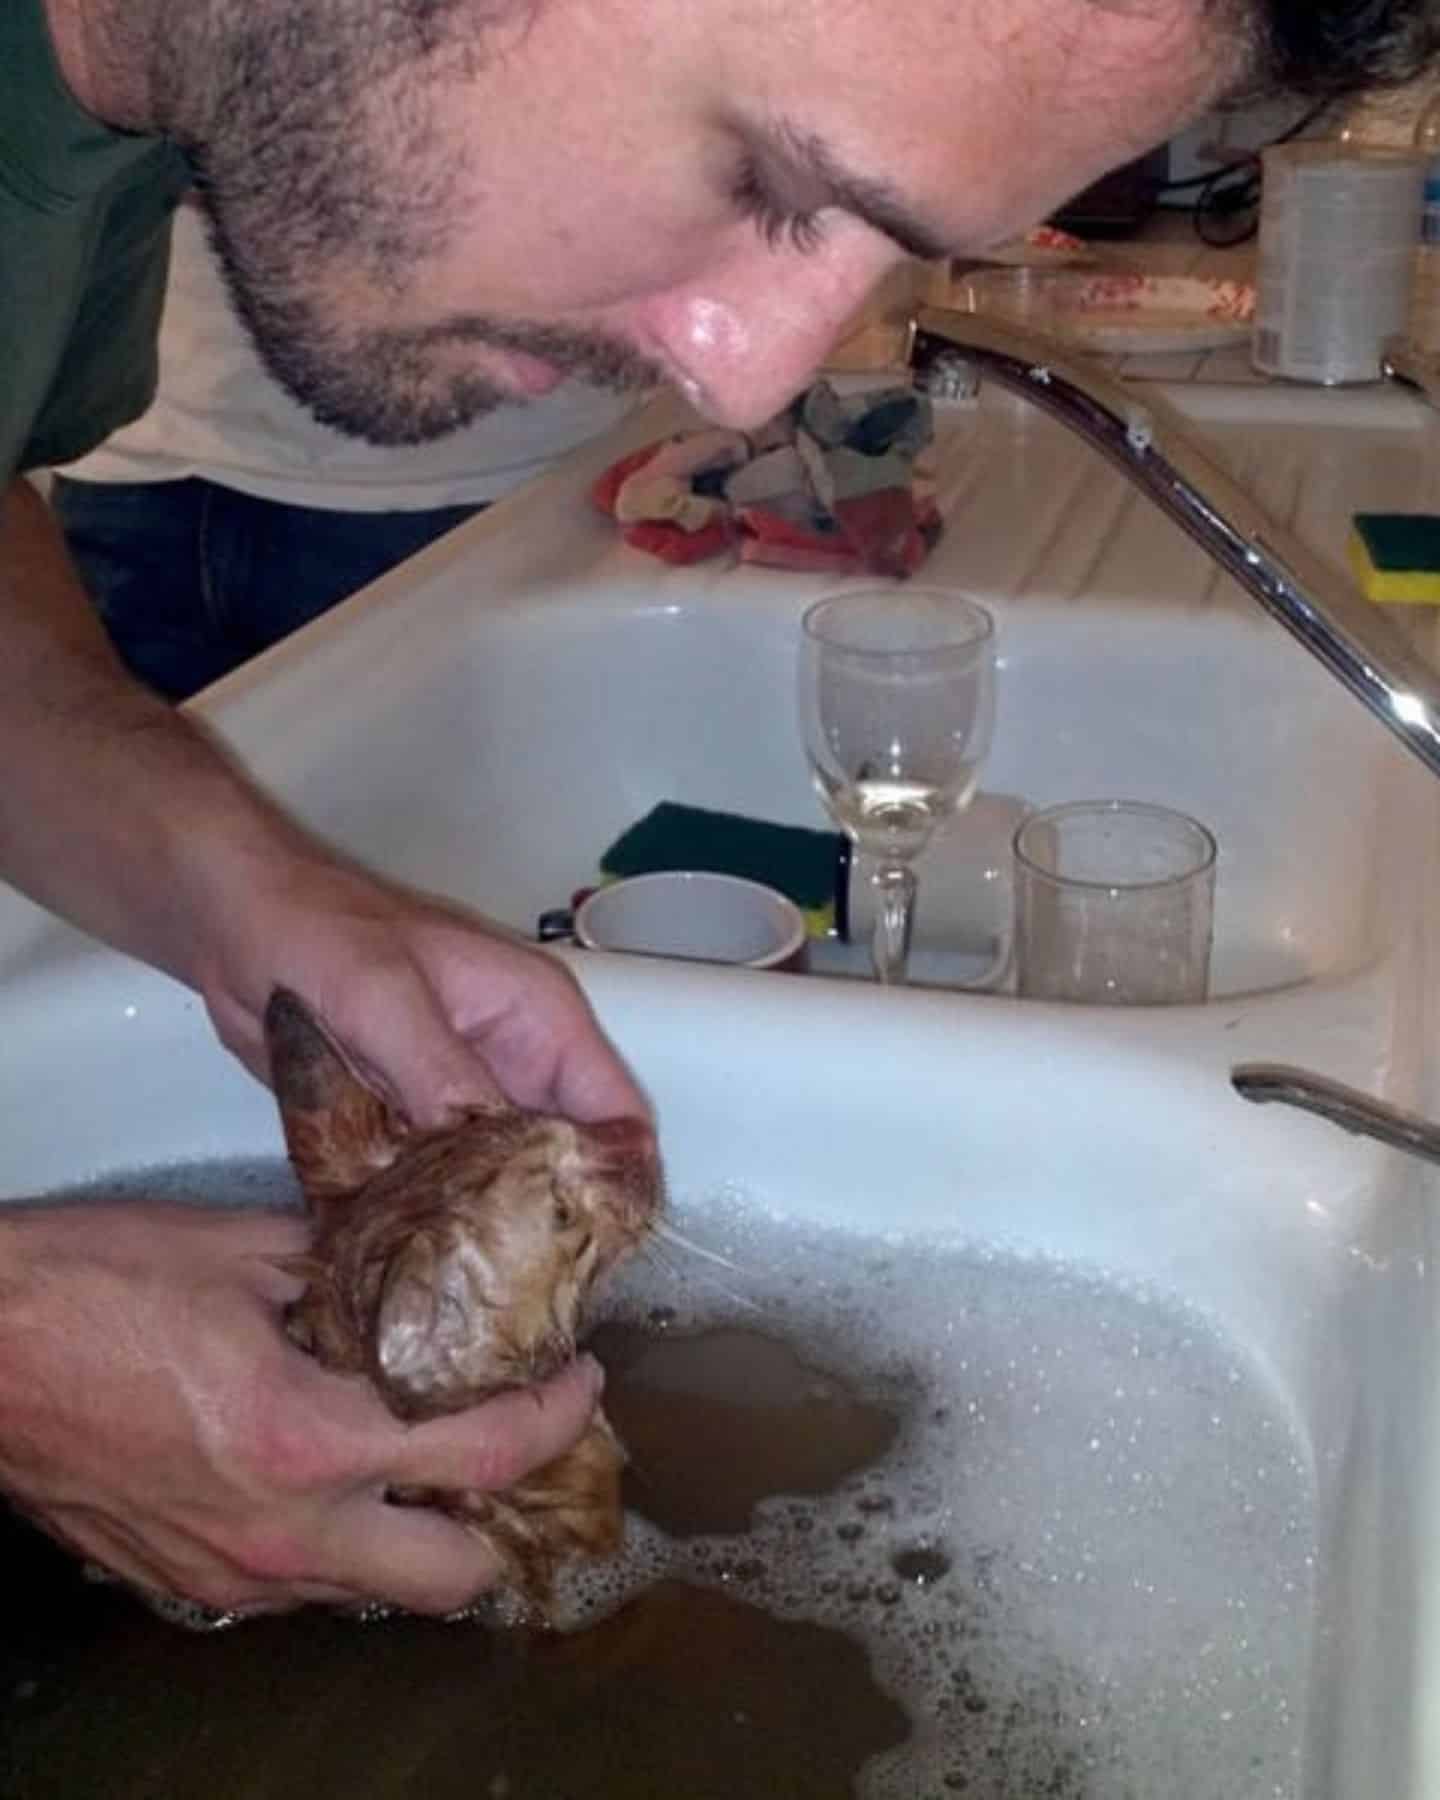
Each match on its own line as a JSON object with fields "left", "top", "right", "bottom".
{"left": 0, "top": 475, "right": 644, "bottom": 1125}
{"left": 0, "top": 475, "right": 645, "bottom": 1613}
{"left": 0, "top": 473, "right": 284, "bottom": 980}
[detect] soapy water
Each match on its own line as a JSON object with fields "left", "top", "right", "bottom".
{"left": 22, "top": 1162, "right": 1314, "bottom": 1798}
{"left": 576, "top": 1189, "right": 1315, "bottom": 1800}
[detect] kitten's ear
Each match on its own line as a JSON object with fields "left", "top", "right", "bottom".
{"left": 373, "top": 1228, "right": 508, "bottom": 1420}
{"left": 264, "top": 987, "right": 408, "bottom": 1202}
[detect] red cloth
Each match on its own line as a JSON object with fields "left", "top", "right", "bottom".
{"left": 589, "top": 445, "right": 660, "bottom": 515}
{"left": 621, "top": 517, "right": 732, "bottom": 565}
{"left": 735, "top": 508, "right": 860, "bottom": 574}
{"left": 590, "top": 434, "right": 941, "bottom": 576}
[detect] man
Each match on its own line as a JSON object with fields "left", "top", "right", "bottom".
{"left": 0, "top": 0, "right": 1432, "bottom": 1622}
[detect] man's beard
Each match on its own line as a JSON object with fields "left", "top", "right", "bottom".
{"left": 166, "top": 0, "right": 663, "bottom": 444}
{"left": 203, "top": 241, "right": 663, "bottom": 445}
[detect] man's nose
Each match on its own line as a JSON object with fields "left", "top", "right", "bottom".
{"left": 641, "top": 233, "right": 904, "bottom": 428}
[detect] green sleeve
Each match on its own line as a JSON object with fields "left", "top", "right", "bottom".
{"left": 0, "top": 161, "right": 182, "bottom": 478}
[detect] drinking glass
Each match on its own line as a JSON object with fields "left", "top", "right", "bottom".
{"left": 1012, "top": 800, "right": 1216, "bottom": 1004}
{"left": 798, "top": 586, "right": 996, "bottom": 985}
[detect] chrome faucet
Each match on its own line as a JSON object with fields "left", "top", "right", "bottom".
{"left": 907, "top": 307, "right": 1440, "bottom": 781}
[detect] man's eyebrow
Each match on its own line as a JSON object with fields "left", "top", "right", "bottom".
{"left": 748, "top": 119, "right": 953, "bottom": 262}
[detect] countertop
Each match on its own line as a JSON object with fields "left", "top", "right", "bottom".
{"left": 831, "top": 207, "right": 1265, "bottom": 386}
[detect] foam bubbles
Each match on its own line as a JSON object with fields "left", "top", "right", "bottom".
{"left": 573, "top": 1188, "right": 1315, "bottom": 1799}
{"left": 40, "top": 1156, "right": 303, "bottom": 1213}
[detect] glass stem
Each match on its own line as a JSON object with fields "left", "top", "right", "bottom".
{"left": 868, "top": 861, "right": 917, "bottom": 985}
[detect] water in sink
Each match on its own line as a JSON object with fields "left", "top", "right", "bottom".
{"left": 582, "top": 1194, "right": 1315, "bottom": 1799}
{"left": 1, "top": 1169, "right": 1314, "bottom": 1798}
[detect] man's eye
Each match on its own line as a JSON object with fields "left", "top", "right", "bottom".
{"left": 730, "top": 154, "right": 829, "bottom": 256}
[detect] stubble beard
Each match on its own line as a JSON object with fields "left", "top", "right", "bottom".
{"left": 156, "top": 0, "right": 661, "bottom": 444}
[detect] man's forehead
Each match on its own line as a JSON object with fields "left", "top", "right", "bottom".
{"left": 722, "top": 0, "right": 1233, "bottom": 121}
{"left": 719, "top": 0, "right": 1230, "bottom": 245}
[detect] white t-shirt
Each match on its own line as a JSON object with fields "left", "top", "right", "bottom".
{"left": 59, "top": 204, "right": 637, "bottom": 512}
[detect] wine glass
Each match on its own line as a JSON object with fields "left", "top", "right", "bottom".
{"left": 798, "top": 586, "right": 996, "bottom": 985}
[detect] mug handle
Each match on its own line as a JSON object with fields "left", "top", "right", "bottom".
{"left": 536, "top": 908, "right": 578, "bottom": 945}
{"left": 537, "top": 886, "right": 601, "bottom": 946}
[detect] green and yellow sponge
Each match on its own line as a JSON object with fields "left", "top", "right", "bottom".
{"left": 599, "top": 802, "right": 849, "bottom": 939}
{"left": 1348, "top": 513, "right": 1440, "bottom": 605}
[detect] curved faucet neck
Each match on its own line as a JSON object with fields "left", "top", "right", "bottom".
{"left": 909, "top": 307, "right": 1440, "bottom": 781}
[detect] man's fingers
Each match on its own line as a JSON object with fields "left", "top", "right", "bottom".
{"left": 376, "top": 1355, "right": 605, "bottom": 1496}
{"left": 456, "top": 947, "right": 651, "bottom": 1122}
{"left": 548, "top": 1023, "right": 653, "bottom": 1125}
{"left": 309, "top": 1348, "right": 597, "bottom": 1612}
{"left": 321, "top": 1495, "right": 507, "bottom": 1616}
{"left": 324, "top": 961, "right": 505, "bottom": 1126}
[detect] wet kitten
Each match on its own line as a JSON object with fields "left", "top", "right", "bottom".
{"left": 264, "top": 988, "right": 661, "bottom": 1612}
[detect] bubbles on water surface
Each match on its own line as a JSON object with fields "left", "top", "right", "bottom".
{"left": 573, "top": 1187, "right": 1316, "bottom": 1800}
{"left": 39, "top": 1155, "right": 303, "bottom": 1213}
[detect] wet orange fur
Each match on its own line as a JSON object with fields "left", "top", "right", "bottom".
{"left": 264, "top": 989, "right": 661, "bottom": 1613}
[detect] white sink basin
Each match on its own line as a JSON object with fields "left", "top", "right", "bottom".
{"left": 3, "top": 379, "right": 1440, "bottom": 1795}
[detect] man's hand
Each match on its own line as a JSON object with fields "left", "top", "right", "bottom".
{"left": 0, "top": 476, "right": 648, "bottom": 1127}
{"left": 0, "top": 1202, "right": 605, "bottom": 1616}
{"left": 189, "top": 846, "right": 646, "bottom": 1128}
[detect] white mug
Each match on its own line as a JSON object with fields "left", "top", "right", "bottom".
{"left": 572, "top": 871, "right": 807, "bottom": 972}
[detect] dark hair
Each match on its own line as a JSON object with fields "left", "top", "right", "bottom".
{"left": 1240, "top": 0, "right": 1440, "bottom": 97}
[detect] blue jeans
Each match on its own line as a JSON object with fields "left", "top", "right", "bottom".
{"left": 53, "top": 475, "right": 484, "bottom": 703}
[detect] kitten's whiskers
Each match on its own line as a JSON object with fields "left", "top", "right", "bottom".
{"left": 654, "top": 1220, "right": 747, "bottom": 1274}
{"left": 639, "top": 1234, "right": 764, "bottom": 1318}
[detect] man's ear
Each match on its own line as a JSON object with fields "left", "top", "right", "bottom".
{"left": 264, "top": 987, "right": 408, "bottom": 1204}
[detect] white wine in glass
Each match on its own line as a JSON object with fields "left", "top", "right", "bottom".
{"left": 798, "top": 586, "right": 996, "bottom": 984}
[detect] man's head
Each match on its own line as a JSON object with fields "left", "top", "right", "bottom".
{"left": 132, "top": 0, "right": 1437, "bottom": 441}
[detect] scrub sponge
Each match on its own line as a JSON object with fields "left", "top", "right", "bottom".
{"left": 1348, "top": 513, "right": 1440, "bottom": 605}
{"left": 599, "top": 802, "right": 849, "bottom": 938}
